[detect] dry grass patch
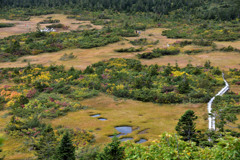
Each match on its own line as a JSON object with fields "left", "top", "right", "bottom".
{"left": 50, "top": 93, "right": 207, "bottom": 144}
{"left": 0, "top": 40, "right": 136, "bottom": 70}
{"left": 141, "top": 51, "right": 240, "bottom": 70}
{"left": 2, "top": 27, "right": 240, "bottom": 71}
{"left": 0, "top": 14, "right": 103, "bottom": 39}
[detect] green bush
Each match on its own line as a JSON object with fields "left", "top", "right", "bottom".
{"left": 0, "top": 23, "right": 15, "bottom": 28}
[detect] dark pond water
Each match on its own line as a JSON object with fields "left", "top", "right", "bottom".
{"left": 136, "top": 138, "right": 147, "bottom": 144}
{"left": 98, "top": 118, "right": 107, "bottom": 121}
{"left": 90, "top": 114, "right": 100, "bottom": 117}
{"left": 120, "top": 137, "right": 133, "bottom": 142}
{"left": 108, "top": 126, "right": 133, "bottom": 139}
{"left": 115, "top": 126, "right": 132, "bottom": 135}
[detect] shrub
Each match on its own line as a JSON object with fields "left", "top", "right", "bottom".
{"left": 114, "top": 47, "right": 145, "bottom": 52}
{"left": 137, "top": 47, "right": 180, "bottom": 59}
{"left": 46, "top": 23, "right": 65, "bottom": 28}
{"left": 184, "top": 49, "right": 204, "bottom": 55}
{"left": 39, "top": 19, "right": 60, "bottom": 24}
{"left": 97, "top": 136, "right": 125, "bottom": 160}
{"left": 76, "top": 146, "right": 100, "bottom": 160}
{"left": 0, "top": 23, "right": 15, "bottom": 28}
{"left": 59, "top": 53, "right": 77, "bottom": 61}
{"left": 130, "top": 38, "right": 159, "bottom": 46}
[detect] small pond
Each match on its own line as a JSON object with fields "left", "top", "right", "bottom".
{"left": 136, "top": 138, "right": 147, "bottom": 144}
{"left": 115, "top": 126, "right": 132, "bottom": 135}
{"left": 109, "top": 126, "right": 133, "bottom": 139}
{"left": 90, "top": 114, "right": 100, "bottom": 117}
{"left": 98, "top": 118, "right": 107, "bottom": 121}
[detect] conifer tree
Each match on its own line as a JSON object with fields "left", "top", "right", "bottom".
{"left": 35, "top": 124, "right": 57, "bottom": 160}
{"left": 97, "top": 136, "right": 125, "bottom": 160}
{"left": 178, "top": 74, "right": 190, "bottom": 94}
{"left": 175, "top": 110, "right": 198, "bottom": 141}
{"left": 56, "top": 131, "right": 75, "bottom": 160}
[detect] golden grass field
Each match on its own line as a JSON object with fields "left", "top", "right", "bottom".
{"left": 1, "top": 25, "right": 240, "bottom": 70}
{"left": 50, "top": 93, "right": 207, "bottom": 144}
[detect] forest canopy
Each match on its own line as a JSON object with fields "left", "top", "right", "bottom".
{"left": 0, "top": 0, "right": 239, "bottom": 20}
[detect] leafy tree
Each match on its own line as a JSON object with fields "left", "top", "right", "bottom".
{"left": 56, "top": 131, "right": 75, "bottom": 160}
{"left": 97, "top": 136, "right": 125, "bottom": 160}
{"left": 175, "top": 110, "right": 198, "bottom": 141}
{"left": 35, "top": 124, "right": 57, "bottom": 160}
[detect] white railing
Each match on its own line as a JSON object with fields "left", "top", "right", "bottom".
{"left": 208, "top": 73, "right": 229, "bottom": 130}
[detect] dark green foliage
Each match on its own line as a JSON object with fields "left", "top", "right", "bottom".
{"left": 46, "top": 23, "right": 65, "bottom": 28}
{"left": 59, "top": 53, "right": 76, "bottom": 61}
{"left": 114, "top": 47, "right": 144, "bottom": 53}
{"left": 130, "top": 38, "right": 159, "bottom": 46}
{"left": 0, "top": 135, "right": 4, "bottom": 160}
{"left": 0, "top": 28, "right": 120, "bottom": 62}
{"left": 178, "top": 76, "right": 190, "bottom": 94}
{"left": 76, "top": 146, "right": 100, "bottom": 160}
{"left": 39, "top": 19, "right": 60, "bottom": 24}
{"left": 84, "top": 66, "right": 94, "bottom": 74}
{"left": 35, "top": 125, "right": 57, "bottom": 160}
{"left": 220, "top": 45, "right": 240, "bottom": 52}
{"left": 97, "top": 136, "right": 125, "bottom": 160}
{"left": 184, "top": 49, "right": 204, "bottom": 55}
{"left": 175, "top": 110, "right": 198, "bottom": 141}
{"left": 0, "top": 23, "right": 14, "bottom": 28}
{"left": 137, "top": 47, "right": 180, "bottom": 59}
{"left": 204, "top": 60, "right": 212, "bottom": 69}
{"left": 56, "top": 131, "right": 75, "bottom": 160}
{"left": 212, "top": 94, "right": 240, "bottom": 132}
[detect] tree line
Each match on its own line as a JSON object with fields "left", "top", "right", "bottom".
{"left": 0, "top": 0, "right": 239, "bottom": 20}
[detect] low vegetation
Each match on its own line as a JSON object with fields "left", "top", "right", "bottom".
{"left": 0, "top": 23, "right": 15, "bottom": 28}
{"left": 114, "top": 47, "right": 145, "bottom": 53}
{"left": 137, "top": 47, "right": 180, "bottom": 59}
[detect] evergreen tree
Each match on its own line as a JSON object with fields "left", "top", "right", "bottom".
{"left": 97, "top": 136, "right": 125, "bottom": 160}
{"left": 178, "top": 74, "right": 190, "bottom": 94}
{"left": 56, "top": 131, "right": 75, "bottom": 160}
{"left": 175, "top": 110, "right": 198, "bottom": 141}
{"left": 35, "top": 124, "right": 57, "bottom": 160}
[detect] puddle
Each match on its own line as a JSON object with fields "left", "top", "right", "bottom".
{"left": 98, "top": 118, "right": 107, "bottom": 121}
{"left": 136, "top": 138, "right": 147, "bottom": 144}
{"left": 115, "top": 126, "right": 132, "bottom": 135}
{"left": 120, "top": 137, "right": 133, "bottom": 142}
{"left": 109, "top": 126, "right": 133, "bottom": 139}
{"left": 90, "top": 114, "right": 100, "bottom": 117}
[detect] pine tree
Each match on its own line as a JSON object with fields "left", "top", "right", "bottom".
{"left": 97, "top": 136, "right": 125, "bottom": 160}
{"left": 35, "top": 124, "right": 57, "bottom": 160}
{"left": 175, "top": 110, "right": 198, "bottom": 141}
{"left": 178, "top": 74, "right": 190, "bottom": 94}
{"left": 56, "top": 131, "right": 75, "bottom": 160}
